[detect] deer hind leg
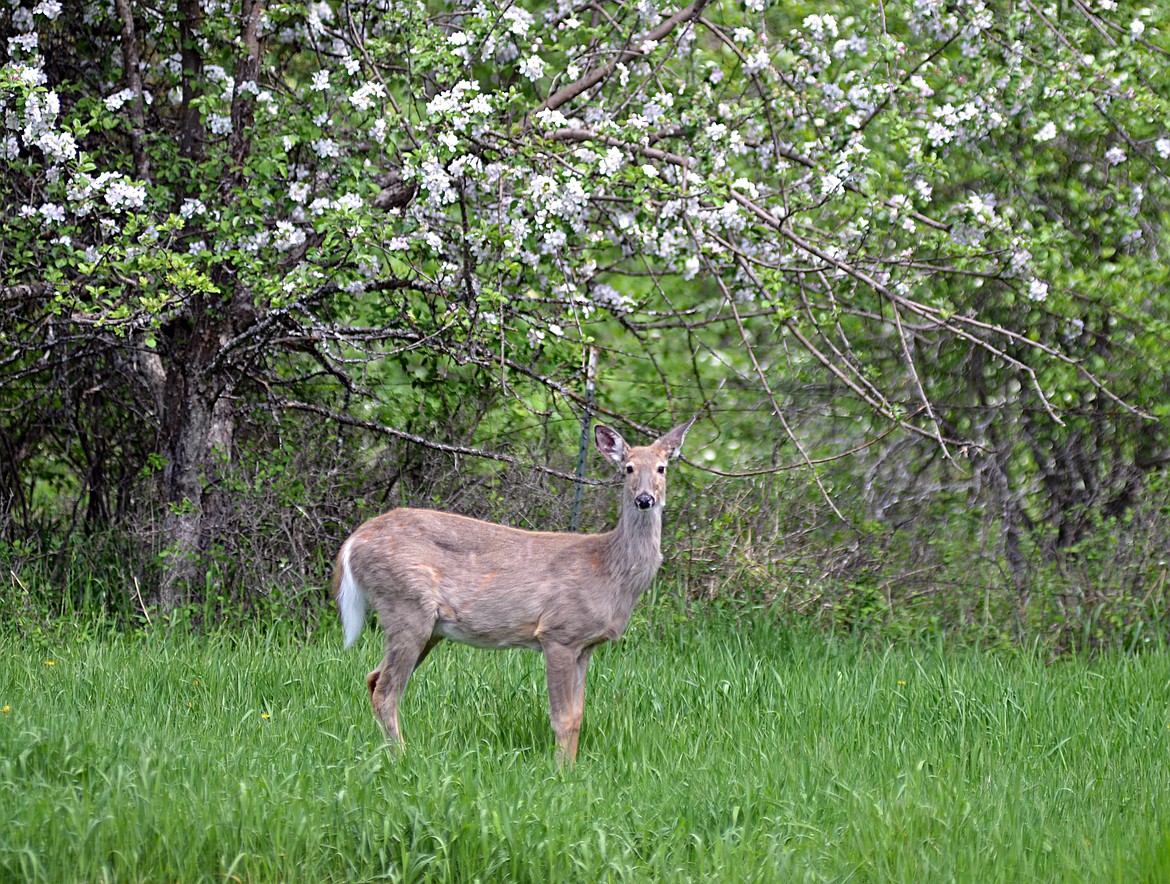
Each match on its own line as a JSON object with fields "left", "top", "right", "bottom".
{"left": 368, "top": 623, "right": 437, "bottom": 750}
{"left": 366, "top": 636, "right": 441, "bottom": 703}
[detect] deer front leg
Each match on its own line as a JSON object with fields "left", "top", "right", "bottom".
{"left": 566, "top": 645, "right": 595, "bottom": 763}
{"left": 543, "top": 642, "right": 586, "bottom": 766}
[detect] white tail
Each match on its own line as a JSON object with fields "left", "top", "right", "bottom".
{"left": 336, "top": 544, "right": 366, "bottom": 649}
{"left": 331, "top": 415, "right": 695, "bottom": 764}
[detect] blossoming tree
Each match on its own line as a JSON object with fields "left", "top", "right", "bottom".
{"left": 2, "top": 0, "right": 1167, "bottom": 606}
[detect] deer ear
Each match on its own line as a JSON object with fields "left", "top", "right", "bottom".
{"left": 654, "top": 415, "right": 696, "bottom": 459}
{"left": 594, "top": 425, "right": 629, "bottom": 464}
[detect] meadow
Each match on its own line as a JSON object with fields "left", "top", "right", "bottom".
{"left": 3, "top": 605, "right": 1169, "bottom": 882}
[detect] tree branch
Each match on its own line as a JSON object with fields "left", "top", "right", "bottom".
{"left": 112, "top": 0, "right": 151, "bottom": 181}
{"left": 536, "top": 0, "right": 711, "bottom": 114}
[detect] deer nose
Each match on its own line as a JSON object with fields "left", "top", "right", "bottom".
{"left": 635, "top": 492, "right": 655, "bottom": 510}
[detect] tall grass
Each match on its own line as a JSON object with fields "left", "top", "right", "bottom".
{"left": 3, "top": 608, "right": 1169, "bottom": 881}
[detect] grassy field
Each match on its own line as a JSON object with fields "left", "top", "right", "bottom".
{"left": 3, "top": 607, "right": 1170, "bottom": 882}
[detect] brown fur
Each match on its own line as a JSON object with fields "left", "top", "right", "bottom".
{"left": 333, "top": 417, "right": 695, "bottom": 764}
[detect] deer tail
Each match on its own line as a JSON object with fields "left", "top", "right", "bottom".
{"left": 333, "top": 541, "right": 366, "bottom": 649}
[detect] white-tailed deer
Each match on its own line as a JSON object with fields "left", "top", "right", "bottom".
{"left": 332, "top": 416, "right": 695, "bottom": 764}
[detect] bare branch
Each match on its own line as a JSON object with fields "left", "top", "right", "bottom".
{"left": 283, "top": 399, "right": 607, "bottom": 485}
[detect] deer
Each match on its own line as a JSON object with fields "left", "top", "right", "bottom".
{"left": 332, "top": 415, "right": 695, "bottom": 765}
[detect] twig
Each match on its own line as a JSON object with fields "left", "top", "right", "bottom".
{"left": 133, "top": 576, "right": 153, "bottom": 628}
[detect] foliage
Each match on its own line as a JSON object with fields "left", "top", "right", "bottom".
{"left": 0, "top": 0, "right": 1168, "bottom": 614}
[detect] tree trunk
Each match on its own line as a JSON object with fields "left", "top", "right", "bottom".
{"left": 157, "top": 359, "right": 216, "bottom": 611}
{"left": 154, "top": 299, "right": 242, "bottom": 611}
{"left": 149, "top": 0, "right": 263, "bottom": 611}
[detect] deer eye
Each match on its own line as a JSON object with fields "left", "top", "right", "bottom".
{"left": 657, "top": 465, "right": 666, "bottom": 474}
{"left": 625, "top": 464, "right": 634, "bottom": 474}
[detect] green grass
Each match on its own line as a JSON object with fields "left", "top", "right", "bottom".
{"left": 3, "top": 609, "right": 1170, "bottom": 882}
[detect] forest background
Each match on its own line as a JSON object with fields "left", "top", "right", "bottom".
{"left": 2, "top": 0, "right": 1169, "bottom": 651}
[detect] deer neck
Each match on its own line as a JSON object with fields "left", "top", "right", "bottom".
{"left": 604, "top": 501, "right": 665, "bottom": 594}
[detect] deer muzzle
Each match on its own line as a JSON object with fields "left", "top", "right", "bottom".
{"left": 635, "top": 492, "right": 655, "bottom": 510}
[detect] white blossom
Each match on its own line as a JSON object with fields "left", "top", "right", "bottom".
{"left": 820, "top": 173, "right": 845, "bottom": 196}
{"left": 909, "top": 75, "right": 934, "bottom": 97}
{"left": 8, "top": 33, "right": 38, "bottom": 53}
{"left": 966, "top": 192, "right": 996, "bottom": 222}
{"left": 1105, "top": 146, "right": 1126, "bottom": 165}
{"left": 349, "top": 82, "right": 386, "bottom": 112}
{"left": 599, "top": 147, "right": 625, "bottom": 176}
{"left": 420, "top": 158, "right": 457, "bottom": 205}
{"left": 17, "top": 63, "right": 46, "bottom": 87}
{"left": 38, "top": 202, "right": 65, "bottom": 225}
{"left": 802, "top": 14, "right": 839, "bottom": 39}
{"left": 1010, "top": 247, "right": 1032, "bottom": 276}
{"left": 311, "top": 138, "right": 340, "bottom": 158}
{"left": 743, "top": 49, "right": 771, "bottom": 76}
{"left": 273, "top": 221, "right": 306, "bottom": 252}
{"left": 503, "top": 6, "right": 535, "bottom": 37}
{"left": 426, "top": 80, "right": 480, "bottom": 118}
{"left": 1027, "top": 278, "right": 1049, "bottom": 302}
{"left": 592, "top": 282, "right": 633, "bottom": 312}
{"left": 449, "top": 154, "right": 482, "bottom": 178}
{"left": 541, "top": 229, "right": 567, "bottom": 253}
{"left": 33, "top": 0, "right": 62, "bottom": 18}
{"left": 1156, "top": 137, "right": 1170, "bottom": 159}
{"left": 105, "top": 88, "right": 136, "bottom": 112}
{"left": 35, "top": 131, "right": 77, "bottom": 162}
{"left": 1034, "top": 121, "right": 1057, "bottom": 142}
{"left": 208, "top": 114, "right": 232, "bottom": 135}
{"left": 519, "top": 54, "right": 546, "bottom": 81}
{"left": 102, "top": 179, "right": 146, "bottom": 210}
{"left": 735, "top": 172, "right": 766, "bottom": 197}
{"left": 179, "top": 198, "right": 207, "bottom": 218}
{"left": 311, "top": 70, "right": 330, "bottom": 92}
{"left": 926, "top": 121, "right": 953, "bottom": 145}
{"left": 533, "top": 108, "right": 569, "bottom": 129}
